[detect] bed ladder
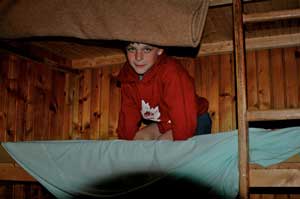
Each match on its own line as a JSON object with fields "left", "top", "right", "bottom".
{"left": 232, "top": 0, "right": 300, "bottom": 198}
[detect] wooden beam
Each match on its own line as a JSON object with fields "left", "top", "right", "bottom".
{"left": 247, "top": 109, "right": 300, "bottom": 121}
{"left": 199, "top": 40, "right": 233, "bottom": 55}
{"left": 198, "top": 32, "right": 300, "bottom": 55}
{"left": 0, "top": 40, "right": 126, "bottom": 70}
{"left": 209, "top": 0, "right": 233, "bottom": 6}
{"left": 0, "top": 42, "right": 80, "bottom": 74}
{"left": 250, "top": 168, "right": 300, "bottom": 187}
{"left": 232, "top": 0, "right": 249, "bottom": 198}
{"left": 70, "top": 52, "right": 126, "bottom": 69}
{"left": 209, "top": 0, "right": 254, "bottom": 7}
{"left": 245, "top": 32, "right": 300, "bottom": 52}
{"left": 244, "top": 8, "right": 300, "bottom": 24}
{"left": 0, "top": 163, "right": 36, "bottom": 182}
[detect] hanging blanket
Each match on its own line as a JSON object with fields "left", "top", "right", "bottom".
{"left": 0, "top": 0, "right": 209, "bottom": 47}
{"left": 2, "top": 127, "right": 300, "bottom": 198}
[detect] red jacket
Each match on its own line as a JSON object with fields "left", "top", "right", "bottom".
{"left": 117, "top": 54, "right": 208, "bottom": 140}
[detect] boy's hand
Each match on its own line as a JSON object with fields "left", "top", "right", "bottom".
{"left": 157, "top": 130, "right": 173, "bottom": 140}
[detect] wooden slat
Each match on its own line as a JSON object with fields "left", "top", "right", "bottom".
{"left": 196, "top": 56, "right": 209, "bottom": 103}
{"left": 208, "top": 55, "right": 220, "bottom": 133}
{"left": 81, "top": 70, "right": 92, "bottom": 139}
{"left": 0, "top": 164, "right": 35, "bottom": 182}
{"left": 24, "top": 63, "right": 35, "bottom": 141}
{"left": 33, "top": 63, "right": 51, "bottom": 140}
{"left": 219, "top": 54, "right": 235, "bottom": 131}
{"left": 250, "top": 169, "right": 300, "bottom": 187}
{"left": 14, "top": 61, "right": 22, "bottom": 140}
{"left": 209, "top": 0, "right": 254, "bottom": 7}
{"left": 270, "top": 48, "right": 285, "bottom": 109}
{"left": 108, "top": 65, "right": 122, "bottom": 139}
{"left": 90, "top": 69, "right": 102, "bottom": 140}
{"left": 0, "top": 55, "right": 9, "bottom": 142}
{"left": 210, "top": 0, "right": 234, "bottom": 6}
{"left": 257, "top": 50, "right": 271, "bottom": 110}
{"left": 247, "top": 108, "right": 300, "bottom": 121}
{"left": 284, "top": 47, "right": 299, "bottom": 108}
{"left": 231, "top": 54, "right": 237, "bottom": 131}
{"left": 15, "top": 61, "right": 29, "bottom": 142}
{"left": 7, "top": 56, "right": 18, "bottom": 142}
{"left": 243, "top": 8, "right": 300, "bottom": 24}
{"left": 246, "top": 51, "right": 259, "bottom": 111}
{"left": 66, "top": 74, "right": 79, "bottom": 140}
{"left": 198, "top": 33, "right": 300, "bottom": 56}
{"left": 77, "top": 73, "right": 84, "bottom": 139}
{"left": 71, "top": 74, "right": 80, "bottom": 140}
{"left": 49, "top": 72, "right": 66, "bottom": 140}
{"left": 62, "top": 73, "right": 72, "bottom": 140}
{"left": 99, "top": 67, "right": 111, "bottom": 139}
{"left": 13, "top": 184, "right": 26, "bottom": 199}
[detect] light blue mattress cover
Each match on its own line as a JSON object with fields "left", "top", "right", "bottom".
{"left": 2, "top": 127, "right": 300, "bottom": 198}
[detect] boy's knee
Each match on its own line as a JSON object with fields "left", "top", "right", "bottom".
{"left": 195, "top": 112, "right": 212, "bottom": 136}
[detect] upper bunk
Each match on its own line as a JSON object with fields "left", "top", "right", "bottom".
{"left": 0, "top": 0, "right": 299, "bottom": 70}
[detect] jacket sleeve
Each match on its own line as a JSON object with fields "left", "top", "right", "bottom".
{"left": 117, "top": 85, "right": 141, "bottom": 140}
{"left": 158, "top": 63, "right": 198, "bottom": 140}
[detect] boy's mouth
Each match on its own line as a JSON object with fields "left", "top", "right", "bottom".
{"left": 135, "top": 64, "right": 145, "bottom": 68}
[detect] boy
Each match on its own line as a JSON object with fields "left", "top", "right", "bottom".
{"left": 117, "top": 42, "right": 211, "bottom": 140}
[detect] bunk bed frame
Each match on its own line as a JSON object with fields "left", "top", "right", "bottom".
{"left": 233, "top": 0, "right": 300, "bottom": 198}
{"left": 0, "top": 145, "right": 35, "bottom": 182}
{"left": 1, "top": 1, "right": 300, "bottom": 198}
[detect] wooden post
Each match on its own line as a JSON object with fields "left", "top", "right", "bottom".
{"left": 232, "top": 0, "right": 249, "bottom": 198}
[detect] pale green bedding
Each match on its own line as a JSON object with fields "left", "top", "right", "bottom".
{"left": 2, "top": 127, "right": 300, "bottom": 198}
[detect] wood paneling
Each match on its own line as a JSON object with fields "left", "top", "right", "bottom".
{"left": 0, "top": 52, "right": 240, "bottom": 136}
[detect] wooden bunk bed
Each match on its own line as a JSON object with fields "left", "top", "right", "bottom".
{"left": 0, "top": 0, "right": 300, "bottom": 198}
{"left": 232, "top": 0, "right": 300, "bottom": 198}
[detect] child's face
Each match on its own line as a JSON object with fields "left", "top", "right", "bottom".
{"left": 126, "top": 43, "right": 163, "bottom": 75}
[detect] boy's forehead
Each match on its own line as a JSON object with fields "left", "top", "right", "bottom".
{"left": 128, "top": 43, "right": 152, "bottom": 47}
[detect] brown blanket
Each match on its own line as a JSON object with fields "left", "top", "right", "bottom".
{"left": 0, "top": 0, "right": 209, "bottom": 47}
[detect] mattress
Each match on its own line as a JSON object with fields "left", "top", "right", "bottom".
{"left": 1, "top": 127, "right": 300, "bottom": 198}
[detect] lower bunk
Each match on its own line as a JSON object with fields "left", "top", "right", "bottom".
{"left": 1, "top": 127, "right": 300, "bottom": 198}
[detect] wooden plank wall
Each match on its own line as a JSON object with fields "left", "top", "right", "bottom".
{"left": 0, "top": 53, "right": 66, "bottom": 198}
{"left": 0, "top": 46, "right": 300, "bottom": 198}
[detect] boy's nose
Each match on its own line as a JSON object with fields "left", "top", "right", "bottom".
{"left": 135, "top": 50, "right": 143, "bottom": 61}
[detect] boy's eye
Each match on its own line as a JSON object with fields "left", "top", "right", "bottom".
{"left": 126, "top": 46, "right": 136, "bottom": 52}
{"left": 143, "top": 47, "right": 153, "bottom": 53}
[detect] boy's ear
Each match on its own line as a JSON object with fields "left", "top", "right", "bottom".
{"left": 157, "top": 49, "right": 164, "bottom": 55}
